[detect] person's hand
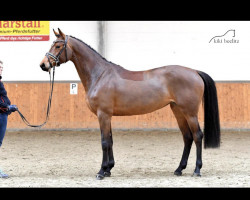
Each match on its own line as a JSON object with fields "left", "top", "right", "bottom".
{"left": 8, "top": 105, "right": 18, "bottom": 112}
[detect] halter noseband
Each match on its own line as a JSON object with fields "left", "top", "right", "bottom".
{"left": 46, "top": 35, "right": 69, "bottom": 67}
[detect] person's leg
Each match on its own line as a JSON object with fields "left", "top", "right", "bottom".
{"left": 0, "top": 113, "right": 9, "bottom": 178}
{"left": 0, "top": 113, "right": 8, "bottom": 147}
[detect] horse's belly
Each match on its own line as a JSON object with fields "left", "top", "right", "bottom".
{"left": 113, "top": 102, "right": 170, "bottom": 116}
{"left": 113, "top": 82, "right": 171, "bottom": 116}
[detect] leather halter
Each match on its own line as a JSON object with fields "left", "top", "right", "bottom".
{"left": 46, "top": 35, "right": 69, "bottom": 68}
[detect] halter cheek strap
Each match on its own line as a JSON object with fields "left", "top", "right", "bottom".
{"left": 46, "top": 35, "right": 69, "bottom": 68}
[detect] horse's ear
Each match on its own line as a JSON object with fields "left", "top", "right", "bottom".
{"left": 53, "top": 29, "right": 60, "bottom": 38}
{"left": 58, "top": 28, "right": 66, "bottom": 39}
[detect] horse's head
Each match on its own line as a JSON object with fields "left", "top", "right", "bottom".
{"left": 40, "top": 28, "right": 72, "bottom": 72}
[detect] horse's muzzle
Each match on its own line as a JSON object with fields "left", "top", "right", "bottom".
{"left": 40, "top": 63, "right": 48, "bottom": 72}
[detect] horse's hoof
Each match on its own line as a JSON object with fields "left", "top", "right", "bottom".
{"left": 174, "top": 171, "right": 182, "bottom": 176}
{"left": 192, "top": 172, "right": 201, "bottom": 177}
{"left": 96, "top": 174, "right": 105, "bottom": 180}
{"left": 104, "top": 171, "right": 111, "bottom": 177}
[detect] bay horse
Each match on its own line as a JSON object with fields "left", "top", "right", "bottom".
{"left": 40, "top": 28, "right": 220, "bottom": 180}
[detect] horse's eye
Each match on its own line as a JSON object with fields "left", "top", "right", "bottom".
{"left": 56, "top": 45, "right": 60, "bottom": 49}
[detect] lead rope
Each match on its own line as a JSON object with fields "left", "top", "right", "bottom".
{"left": 17, "top": 66, "right": 55, "bottom": 128}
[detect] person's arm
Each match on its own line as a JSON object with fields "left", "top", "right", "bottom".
{"left": 0, "top": 97, "right": 9, "bottom": 109}
{"left": 0, "top": 102, "right": 17, "bottom": 112}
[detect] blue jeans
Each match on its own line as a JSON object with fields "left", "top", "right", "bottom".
{"left": 0, "top": 113, "right": 8, "bottom": 147}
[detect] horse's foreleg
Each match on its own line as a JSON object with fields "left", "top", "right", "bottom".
{"left": 171, "top": 103, "right": 193, "bottom": 176}
{"left": 96, "top": 111, "right": 115, "bottom": 180}
{"left": 107, "top": 126, "right": 115, "bottom": 174}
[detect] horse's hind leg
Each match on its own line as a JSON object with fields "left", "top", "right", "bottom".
{"left": 184, "top": 115, "right": 203, "bottom": 176}
{"left": 170, "top": 103, "right": 193, "bottom": 176}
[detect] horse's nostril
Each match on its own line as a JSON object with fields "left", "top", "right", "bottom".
{"left": 40, "top": 63, "right": 47, "bottom": 71}
{"left": 40, "top": 63, "right": 45, "bottom": 69}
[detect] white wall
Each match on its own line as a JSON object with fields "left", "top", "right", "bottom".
{"left": 105, "top": 21, "right": 250, "bottom": 81}
{"left": 1, "top": 21, "right": 249, "bottom": 81}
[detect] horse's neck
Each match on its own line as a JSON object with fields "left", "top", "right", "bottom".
{"left": 70, "top": 38, "right": 108, "bottom": 92}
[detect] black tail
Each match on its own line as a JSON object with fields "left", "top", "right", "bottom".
{"left": 198, "top": 71, "right": 220, "bottom": 148}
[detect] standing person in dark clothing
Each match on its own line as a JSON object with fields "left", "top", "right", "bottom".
{"left": 0, "top": 60, "right": 18, "bottom": 178}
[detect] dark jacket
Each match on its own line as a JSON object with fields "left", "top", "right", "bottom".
{"left": 0, "top": 79, "right": 11, "bottom": 114}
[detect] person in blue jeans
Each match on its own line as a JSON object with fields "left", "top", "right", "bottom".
{"left": 0, "top": 60, "right": 18, "bottom": 178}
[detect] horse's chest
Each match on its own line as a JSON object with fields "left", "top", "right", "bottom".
{"left": 85, "top": 97, "right": 97, "bottom": 114}
{"left": 85, "top": 87, "right": 114, "bottom": 115}
{"left": 85, "top": 90, "right": 105, "bottom": 114}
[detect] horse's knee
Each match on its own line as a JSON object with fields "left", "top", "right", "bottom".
{"left": 102, "top": 139, "right": 113, "bottom": 151}
{"left": 101, "top": 140, "right": 109, "bottom": 151}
